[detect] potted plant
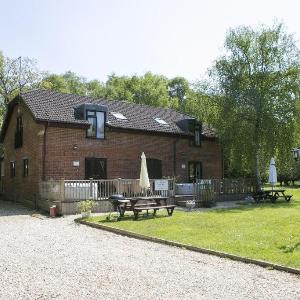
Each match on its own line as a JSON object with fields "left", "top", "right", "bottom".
{"left": 78, "top": 200, "right": 95, "bottom": 218}
{"left": 186, "top": 200, "right": 196, "bottom": 211}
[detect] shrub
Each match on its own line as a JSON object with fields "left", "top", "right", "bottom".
{"left": 78, "top": 200, "right": 95, "bottom": 213}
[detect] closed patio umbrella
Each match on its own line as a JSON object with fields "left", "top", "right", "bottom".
{"left": 139, "top": 152, "right": 150, "bottom": 193}
{"left": 268, "top": 157, "right": 277, "bottom": 190}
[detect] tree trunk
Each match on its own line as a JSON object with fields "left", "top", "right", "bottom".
{"left": 255, "top": 150, "right": 262, "bottom": 191}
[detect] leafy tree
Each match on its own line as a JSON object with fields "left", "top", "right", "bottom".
{"left": 184, "top": 82, "right": 220, "bottom": 124}
{"left": 277, "top": 155, "right": 300, "bottom": 186}
{"left": 133, "top": 72, "right": 169, "bottom": 107}
{"left": 104, "top": 74, "right": 136, "bottom": 102}
{"left": 104, "top": 72, "right": 170, "bottom": 107}
{"left": 41, "top": 71, "right": 88, "bottom": 96}
{"left": 209, "top": 23, "right": 300, "bottom": 189}
{"left": 0, "top": 52, "right": 40, "bottom": 106}
{"left": 168, "top": 77, "right": 189, "bottom": 103}
{"left": 85, "top": 79, "right": 106, "bottom": 98}
{"left": 62, "top": 71, "right": 87, "bottom": 95}
{"left": 40, "top": 74, "right": 70, "bottom": 93}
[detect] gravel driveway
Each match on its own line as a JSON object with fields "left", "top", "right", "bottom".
{"left": 0, "top": 200, "right": 299, "bottom": 300}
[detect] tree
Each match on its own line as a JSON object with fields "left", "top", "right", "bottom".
{"left": 40, "top": 74, "right": 70, "bottom": 93}
{"left": 0, "top": 52, "right": 41, "bottom": 106}
{"left": 277, "top": 154, "right": 300, "bottom": 186}
{"left": 104, "top": 74, "right": 136, "bottom": 102}
{"left": 85, "top": 79, "right": 106, "bottom": 98}
{"left": 133, "top": 72, "right": 169, "bottom": 107}
{"left": 209, "top": 23, "right": 300, "bottom": 189}
{"left": 168, "top": 76, "right": 190, "bottom": 107}
{"left": 41, "top": 71, "right": 88, "bottom": 96}
{"left": 104, "top": 72, "right": 170, "bottom": 107}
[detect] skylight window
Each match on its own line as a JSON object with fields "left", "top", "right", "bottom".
{"left": 111, "top": 112, "right": 127, "bottom": 120}
{"left": 154, "top": 118, "right": 169, "bottom": 126}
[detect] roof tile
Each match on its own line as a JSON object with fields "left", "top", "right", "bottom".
{"left": 20, "top": 89, "right": 216, "bottom": 138}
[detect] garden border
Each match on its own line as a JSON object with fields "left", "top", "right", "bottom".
{"left": 75, "top": 218, "right": 300, "bottom": 276}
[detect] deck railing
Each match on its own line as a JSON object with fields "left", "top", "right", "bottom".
{"left": 40, "top": 178, "right": 175, "bottom": 202}
{"left": 194, "top": 178, "right": 255, "bottom": 203}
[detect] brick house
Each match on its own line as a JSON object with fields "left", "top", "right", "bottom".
{"left": 0, "top": 89, "right": 222, "bottom": 206}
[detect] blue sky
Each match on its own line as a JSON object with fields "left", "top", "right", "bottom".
{"left": 1, "top": 0, "right": 300, "bottom": 82}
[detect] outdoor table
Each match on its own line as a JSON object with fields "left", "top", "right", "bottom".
{"left": 264, "top": 189, "right": 291, "bottom": 203}
{"left": 130, "top": 196, "right": 168, "bottom": 207}
{"left": 114, "top": 196, "right": 170, "bottom": 219}
{"left": 116, "top": 199, "right": 131, "bottom": 217}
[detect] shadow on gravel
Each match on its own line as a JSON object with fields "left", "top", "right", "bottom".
{"left": 0, "top": 199, "right": 35, "bottom": 217}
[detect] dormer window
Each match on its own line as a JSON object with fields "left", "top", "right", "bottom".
{"left": 188, "top": 120, "right": 201, "bottom": 147}
{"left": 154, "top": 118, "right": 169, "bottom": 126}
{"left": 86, "top": 110, "right": 105, "bottom": 139}
{"left": 15, "top": 116, "right": 23, "bottom": 148}
{"left": 194, "top": 123, "right": 201, "bottom": 147}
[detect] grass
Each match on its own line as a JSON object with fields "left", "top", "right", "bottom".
{"left": 86, "top": 188, "right": 300, "bottom": 269}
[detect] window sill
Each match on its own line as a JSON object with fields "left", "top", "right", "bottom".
{"left": 86, "top": 136, "right": 105, "bottom": 140}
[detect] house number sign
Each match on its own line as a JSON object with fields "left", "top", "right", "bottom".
{"left": 73, "top": 161, "right": 80, "bottom": 167}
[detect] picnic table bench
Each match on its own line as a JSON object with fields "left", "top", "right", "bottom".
{"left": 133, "top": 205, "right": 176, "bottom": 220}
{"left": 112, "top": 196, "right": 177, "bottom": 220}
{"left": 252, "top": 189, "right": 292, "bottom": 203}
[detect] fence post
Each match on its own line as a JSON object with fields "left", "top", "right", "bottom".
{"left": 60, "top": 179, "right": 65, "bottom": 202}
{"left": 193, "top": 182, "right": 196, "bottom": 201}
{"left": 89, "top": 178, "right": 93, "bottom": 199}
{"left": 117, "top": 178, "right": 121, "bottom": 195}
{"left": 171, "top": 177, "right": 175, "bottom": 197}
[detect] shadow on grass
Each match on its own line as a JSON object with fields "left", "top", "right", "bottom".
{"left": 264, "top": 182, "right": 300, "bottom": 188}
{"left": 212, "top": 201, "right": 297, "bottom": 214}
{"left": 278, "top": 242, "right": 300, "bottom": 253}
{"left": 98, "top": 213, "right": 170, "bottom": 223}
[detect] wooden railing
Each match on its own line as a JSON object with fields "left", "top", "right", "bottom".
{"left": 194, "top": 178, "right": 255, "bottom": 204}
{"left": 40, "top": 178, "right": 175, "bottom": 202}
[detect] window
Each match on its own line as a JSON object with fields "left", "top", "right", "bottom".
{"left": 85, "top": 158, "right": 107, "bottom": 179}
{"left": 189, "top": 121, "right": 201, "bottom": 147}
{"left": 86, "top": 110, "right": 105, "bottom": 139}
{"left": 194, "top": 123, "right": 201, "bottom": 146}
{"left": 154, "top": 118, "right": 169, "bottom": 126}
{"left": 147, "top": 158, "right": 162, "bottom": 179}
{"left": 111, "top": 112, "right": 127, "bottom": 120}
{"left": 23, "top": 159, "right": 29, "bottom": 177}
{"left": 188, "top": 162, "right": 202, "bottom": 182}
{"left": 10, "top": 161, "right": 16, "bottom": 178}
{"left": 15, "top": 116, "right": 23, "bottom": 148}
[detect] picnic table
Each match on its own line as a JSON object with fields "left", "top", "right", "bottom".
{"left": 252, "top": 189, "right": 292, "bottom": 203}
{"left": 117, "top": 196, "right": 176, "bottom": 220}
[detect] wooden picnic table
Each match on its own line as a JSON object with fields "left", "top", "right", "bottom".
{"left": 117, "top": 196, "right": 175, "bottom": 220}
{"left": 129, "top": 196, "right": 169, "bottom": 207}
{"left": 253, "top": 189, "right": 292, "bottom": 203}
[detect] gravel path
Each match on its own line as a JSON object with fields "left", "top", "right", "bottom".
{"left": 0, "top": 200, "right": 299, "bottom": 300}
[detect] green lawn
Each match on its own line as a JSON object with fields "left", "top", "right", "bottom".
{"left": 86, "top": 188, "right": 300, "bottom": 269}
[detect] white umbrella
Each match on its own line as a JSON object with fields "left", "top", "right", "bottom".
{"left": 268, "top": 157, "right": 277, "bottom": 189}
{"left": 139, "top": 152, "right": 150, "bottom": 192}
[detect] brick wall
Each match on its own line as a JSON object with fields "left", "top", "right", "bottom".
{"left": 44, "top": 126, "right": 222, "bottom": 182}
{"left": 2, "top": 102, "right": 44, "bottom": 205}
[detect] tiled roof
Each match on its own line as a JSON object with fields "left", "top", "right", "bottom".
{"left": 16, "top": 89, "right": 216, "bottom": 138}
